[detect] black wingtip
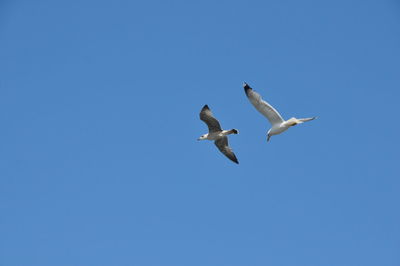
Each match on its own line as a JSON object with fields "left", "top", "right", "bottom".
{"left": 231, "top": 154, "right": 239, "bottom": 164}
{"left": 243, "top": 82, "right": 252, "bottom": 95}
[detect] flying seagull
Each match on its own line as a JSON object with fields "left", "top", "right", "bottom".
{"left": 198, "top": 105, "right": 239, "bottom": 164}
{"left": 244, "top": 83, "right": 316, "bottom": 141}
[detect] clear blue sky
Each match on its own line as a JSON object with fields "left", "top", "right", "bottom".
{"left": 1, "top": 1, "right": 399, "bottom": 265}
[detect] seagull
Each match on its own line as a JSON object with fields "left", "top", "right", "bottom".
{"left": 198, "top": 105, "right": 239, "bottom": 164}
{"left": 244, "top": 82, "right": 316, "bottom": 142}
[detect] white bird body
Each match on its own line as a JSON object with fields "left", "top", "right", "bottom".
{"left": 269, "top": 124, "right": 290, "bottom": 136}
{"left": 244, "top": 83, "right": 316, "bottom": 141}
{"left": 200, "top": 130, "right": 237, "bottom": 141}
{"left": 269, "top": 118, "right": 305, "bottom": 135}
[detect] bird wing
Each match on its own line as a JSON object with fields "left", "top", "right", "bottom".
{"left": 200, "top": 105, "right": 222, "bottom": 133}
{"left": 243, "top": 83, "right": 284, "bottom": 126}
{"left": 214, "top": 137, "right": 239, "bottom": 164}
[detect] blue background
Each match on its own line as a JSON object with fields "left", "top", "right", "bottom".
{"left": 1, "top": 1, "right": 399, "bottom": 265}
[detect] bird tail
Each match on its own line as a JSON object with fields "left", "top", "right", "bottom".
{"left": 229, "top": 129, "right": 239, "bottom": 134}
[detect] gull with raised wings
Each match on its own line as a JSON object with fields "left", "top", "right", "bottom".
{"left": 198, "top": 105, "right": 239, "bottom": 164}
{"left": 244, "top": 83, "right": 316, "bottom": 142}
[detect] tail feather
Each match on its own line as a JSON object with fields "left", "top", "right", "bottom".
{"left": 229, "top": 129, "right": 239, "bottom": 134}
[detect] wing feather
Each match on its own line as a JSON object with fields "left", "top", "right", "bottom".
{"left": 200, "top": 105, "right": 222, "bottom": 133}
{"left": 244, "top": 83, "right": 284, "bottom": 126}
{"left": 214, "top": 137, "right": 239, "bottom": 164}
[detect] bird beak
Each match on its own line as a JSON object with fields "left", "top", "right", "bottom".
{"left": 267, "top": 135, "right": 271, "bottom": 142}
{"left": 197, "top": 138, "right": 201, "bottom": 141}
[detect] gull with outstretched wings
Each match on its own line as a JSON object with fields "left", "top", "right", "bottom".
{"left": 198, "top": 105, "right": 239, "bottom": 164}
{"left": 244, "top": 83, "right": 316, "bottom": 141}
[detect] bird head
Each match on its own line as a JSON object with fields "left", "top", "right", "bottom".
{"left": 197, "top": 134, "right": 207, "bottom": 141}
